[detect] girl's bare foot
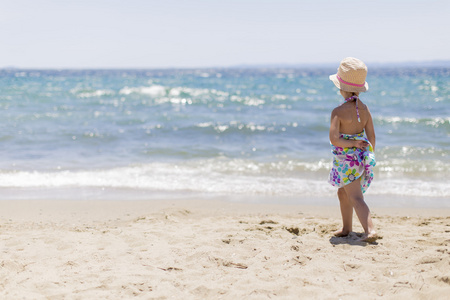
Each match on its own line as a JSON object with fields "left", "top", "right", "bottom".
{"left": 360, "top": 231, "right": 379, "bottom": 243}
{"left": 333, "top": 228, "right": 351, "bottom": 237}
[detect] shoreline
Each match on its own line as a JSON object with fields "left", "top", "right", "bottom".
{"left": 2, "top": 198, "right": 450, "bottom": 222}
{"left": 1, "top": 186, "right": 449, "bottom": 209}
{"left": 1, "top": 199, "right": 449, "bottom": 299}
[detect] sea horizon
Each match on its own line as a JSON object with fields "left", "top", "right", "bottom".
{"left": 3, "top": 59, "right": 450, "bottom": 71}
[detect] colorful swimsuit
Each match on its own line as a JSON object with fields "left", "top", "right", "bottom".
{"left": 328, "top": 131, "right": 376, "bottom": 193}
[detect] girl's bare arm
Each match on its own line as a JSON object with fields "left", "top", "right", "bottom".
{"left": 365, "top": 108, "right": 376, "bottom": 150}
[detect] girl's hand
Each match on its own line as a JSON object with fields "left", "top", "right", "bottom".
{"left": 354, "top": 140, "right": 369, "bottom": 150}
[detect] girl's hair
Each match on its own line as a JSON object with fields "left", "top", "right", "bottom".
{"left": 341, "top": 90, "right": 359, "bottom": 98}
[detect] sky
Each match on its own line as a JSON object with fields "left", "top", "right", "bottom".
{"left": 1, "top": 0, "right": 449, "bottom": 68}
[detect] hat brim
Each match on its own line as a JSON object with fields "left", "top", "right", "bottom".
{"left": 329, "top": 74, "right": 369, "bottom": 93}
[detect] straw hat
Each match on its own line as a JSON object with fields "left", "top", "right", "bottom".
{"left": 329, "top": 57, "right": 369, "bottom": 93}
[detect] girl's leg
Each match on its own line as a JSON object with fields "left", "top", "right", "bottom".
{"left": 343, "top": 179, "right": 377, "bottom": 241}
{"left": 334, "top": 187, "right": 353, "bottom": 236}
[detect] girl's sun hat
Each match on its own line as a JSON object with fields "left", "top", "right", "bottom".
{"left": 329, "top": 57, "right": 369, "bottom": 93}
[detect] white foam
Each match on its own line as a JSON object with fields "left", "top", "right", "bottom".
{"left": 376, "top": 116, "right": 450, "bottom": 127}
{"left": 78, "top": 89, "right": 115, "bottom": 98}
{"left": 119, "top": 85, "right": 166, "bottom": 97}
{"left": 369, "top": 179, "right": 450, "bottom": 198}
{"left": 117, "top": 85, "right": 231, "bottom": 105}
{"left": 230, "top": 95, "right": 265, "bottom": 106}
{"left": 0, "top": 160, "right": 448, "bottom": 198}
{"left": 0, "top": 167, "right": 330, "bottom": 197}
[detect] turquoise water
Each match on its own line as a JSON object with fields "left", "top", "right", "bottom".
{"left": 0, "top": 68, "right": 448, "bottom": 206}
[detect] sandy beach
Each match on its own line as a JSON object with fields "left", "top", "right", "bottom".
{"left": 0, "top": 199, "right": 449, "bottom": 299}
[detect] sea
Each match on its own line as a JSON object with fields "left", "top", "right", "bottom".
{"left": 0, "top": 67, "right": 449, "bottom": 207}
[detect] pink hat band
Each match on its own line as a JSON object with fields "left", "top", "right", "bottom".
{"left": 336, "top": 74, "right": 366, "bottom": 88}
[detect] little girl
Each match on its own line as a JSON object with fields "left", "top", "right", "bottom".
{"left": 328, "top": 57, "right": 378, "bottom": 242}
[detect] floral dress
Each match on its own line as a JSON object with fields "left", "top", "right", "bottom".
{"left": 328, "top": 131, "right": 376, "bottom": 193}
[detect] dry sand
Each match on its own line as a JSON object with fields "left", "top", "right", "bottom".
{"left": 0, "top": 199, "right": 449, "bottom": 299}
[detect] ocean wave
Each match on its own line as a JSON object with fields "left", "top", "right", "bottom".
{"left": 369, "top": 179, "right": 450, "bottom": 198}
{"left": 116, "top": 84, "right": 273, "bottom": 107}
{"left": 79, "top": 89, "right": 115, "bottom": 98}
{"left": 195, "top": 121, "right": 282, "bottom": 134}
{"left": 376, "top": 147, "right": 449, "bottom": 161}
{"left": 0, "top": 164, "right": 325, "bottom": 196}
{"left": 70, "top": 87, "right": 115, "bottom": 98}
{"left": 119, "top": 85, "right": 166, "bottom": 96}
{"left": 376, "top": 160, "right": 449, "bottom": 175}
{"left": 118, "top": 84, "right": 220, "bottom": 98}
{"left": 375, "top": 116, "right": 450, "bottom": 128}
{"left": 0, "top": 159, "right": 448, "bottom": 198}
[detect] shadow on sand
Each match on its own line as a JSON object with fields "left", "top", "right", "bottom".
{"left": 329, "top": 232, "right": 379, "bottom": 246}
